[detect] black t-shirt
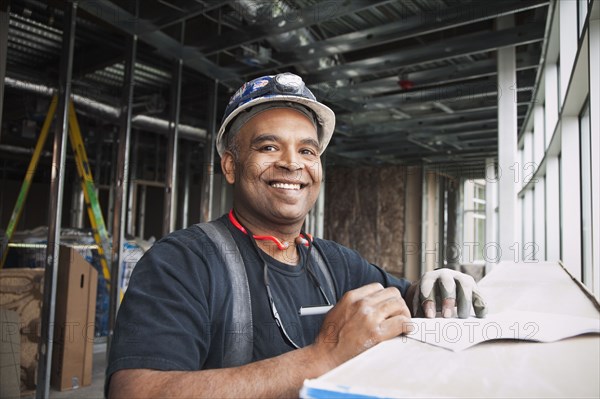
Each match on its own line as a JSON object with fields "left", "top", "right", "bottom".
{"left": 106, "top": 214, "right": 411, "bottom": 390}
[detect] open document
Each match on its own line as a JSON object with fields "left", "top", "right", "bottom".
{"left": 301, "top": 262, "right": 600, "bottom": 398}
{"left": 405, "top": 310, "right": 600, "bottom": 351}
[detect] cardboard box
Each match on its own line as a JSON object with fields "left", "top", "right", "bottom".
{"left": 0, "top": 308, "right": 21, "bottom": 399}
{"left": 0, "top": 267, "right": 45, "bottom": 394}
{"left": 51, "top": 245, "right": 98, "bottom": 391}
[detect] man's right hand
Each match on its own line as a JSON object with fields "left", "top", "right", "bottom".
{"left": 312, "top": 283, "right": 412, "bottom": 368}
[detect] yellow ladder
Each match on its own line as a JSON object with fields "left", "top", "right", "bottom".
{"left": 1, "top": 96, "right": 112, "bottom": 286}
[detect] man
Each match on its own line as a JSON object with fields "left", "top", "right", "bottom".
{"left": 107, "top": 73, "right": 486, "bottom": 398}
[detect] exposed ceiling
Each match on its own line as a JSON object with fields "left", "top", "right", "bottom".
{"left": 1, "top": 0, "right": 550, "bottom": 176}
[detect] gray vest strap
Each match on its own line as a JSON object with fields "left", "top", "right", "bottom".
{"left": 311, "top": 243, "right": 337, "bottom": 304}
{"left": 198, "top": 220, "right": 253, "bottom": 367}
{"left": 197, "top": 220, "right": 336, "bottom": 367}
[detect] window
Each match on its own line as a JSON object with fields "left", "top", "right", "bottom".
{"left": 577, "top": 0, "right": 588, "bottom": 36}
{"left": 579, "top": 101, "right": 593, "bottom": 287}
{"left": 463, "top": 179, "right": 486, "bottom": 263}
{"left": 474, "top": 184, "right": 485, "bottom": 211}
{"left": 473, "top": 183, "right": 486, "bottom": 262}
{"left": 557, "top": 60, "right": 562, "bottom": 109}
{"left": 558, "top": 154, "right": 563, "bottom": 260}
{"left": 543, "top": 175, "right": 547, "bottom": 260}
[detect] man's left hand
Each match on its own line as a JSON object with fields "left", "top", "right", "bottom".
{"left": 406, "top": 269, "right": 487, "bottom": 319}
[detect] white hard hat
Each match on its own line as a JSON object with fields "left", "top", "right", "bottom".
{"left": 216, "top": 72, "right": 336, "bottom": 157}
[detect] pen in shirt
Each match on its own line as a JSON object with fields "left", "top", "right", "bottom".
{"left": 298, "top": 305, "right": 334, "bottom": 317}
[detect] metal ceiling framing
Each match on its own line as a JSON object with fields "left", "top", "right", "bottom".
{"left": 301, "top": 23, "right": 545, "bottom": 85}
{"left": 237, "top": 0, "right": 547, "bottom": 76}
{"left": 195, "top": 0, "right": 397, "bottom": 56}
{"left": 1, "top": 0, "right": 551, "bottom": 172}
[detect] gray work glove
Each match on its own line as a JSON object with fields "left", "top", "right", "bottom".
{"left": 407, "top": 269, "right": 487, "bottom": 319}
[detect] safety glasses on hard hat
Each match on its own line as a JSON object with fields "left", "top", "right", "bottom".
{"left": 222, "top": 73, "right": 316, "bottom": 123}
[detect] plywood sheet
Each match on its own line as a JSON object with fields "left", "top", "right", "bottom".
{"left": 325, "top": 166, "right": 406, "bottom": 277}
